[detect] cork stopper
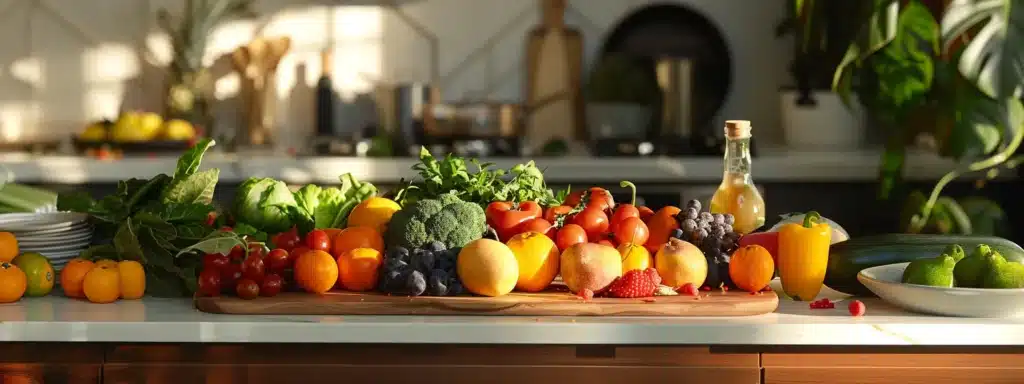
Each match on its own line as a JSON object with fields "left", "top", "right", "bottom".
{"left": 320, "top": 49, "right": 333, "bottom": 76}
{"left": 724, "top": 120, "right": 751, "bottom": 139}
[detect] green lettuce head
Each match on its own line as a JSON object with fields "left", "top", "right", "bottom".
{"left": 234, "top": 177, "right": 298, "bottom": 233}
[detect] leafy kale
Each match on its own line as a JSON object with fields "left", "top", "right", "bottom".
{"left": 57, "top": 139, "right": 222, "bottom": 297}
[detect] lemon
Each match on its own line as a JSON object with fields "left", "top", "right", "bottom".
{"left": 162, "top": 119, "right": 196, "bottom": 141}
{"left": 347, "top": 197, "right": 402, "bottom": 235}
{"left": 79, "top": 121, "right": 109, "bottom": 141}
{"left": 111, "top": 112, "right": 163, "bottom": 142}
{"left": 12, "top": 252, "right": 54, "bottom": 297}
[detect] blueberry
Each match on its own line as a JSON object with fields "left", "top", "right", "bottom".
{"left": 722, "top": 224, "right": 734, "bottom": 235}
{"left": 680, "top": 219, "right": 698, "bottom": 233}
{"left": 699, "top": 211, "right": 714, "bottom": 223}
{"left": 384, "top": 257, "right": 407, "bottom": 271}
{"left": 723, "top": 214, "right": 735, "bottom": 225}
{"left": 426, "top": 241, "right": 447, "bottom": 253}
{"left": 711, "top": 226, "right": 726, "bottom": 239}
{"left": 712, "top": 213, "right": 725, "bottom": 225}
{"left": 684, "top": 207, "right": 699, "bottom": 221}
{"left": 438, "top": 258, "right": 455, "bottom": 273}
{"left": 406, "top": 270, "right": 427, "bottom": 296}
{"left": 447, "top": 281, "right": 464, "bottom": 296}
{"left": 383, "top": 269, "right": 406, "bottom": 293}
{"left": 427, "top": 273, "right": 448, "bottom": 296}
{"left": 386, "top": 247, "right": 410, "bottom": 262}
{"left": 411, "top": 249, "right": 436, "bottom": 272}
{"left": 669, "top": 228, "right": 684, "bottom": 240}
{"left": 685, "top": 199, "right": 701, "bottom": 212}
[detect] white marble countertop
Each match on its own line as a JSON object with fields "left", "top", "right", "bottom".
{"left": 1, "top": 148, "right": 1002, "bottom": 184}
{"left": 0, "top": 284, "right": 1020, "bottom": 346}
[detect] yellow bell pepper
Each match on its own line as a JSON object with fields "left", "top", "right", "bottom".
{"left": 777, "top": 211, "right": 832, "bottom": 301}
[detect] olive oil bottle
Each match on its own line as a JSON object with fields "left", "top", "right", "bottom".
{"left": 709, "top": 120, "right": 765, "bottom": 234}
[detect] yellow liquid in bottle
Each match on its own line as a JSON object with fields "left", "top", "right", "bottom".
{"left": 710, "top": 174, "right": 765, "bottom": 235}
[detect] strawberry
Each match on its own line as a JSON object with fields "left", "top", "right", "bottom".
{"left": 607, "top": 268, "right": 660, "bottom": 298}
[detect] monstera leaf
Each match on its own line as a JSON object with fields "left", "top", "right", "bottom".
{"left": 941, "top": 0, "right": 1024, "bottom": 100}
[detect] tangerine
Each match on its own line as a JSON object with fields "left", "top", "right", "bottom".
{"left": 59, "top": 259, "right": 95, "bottom": 299}
{"left": 83, "top": 264, "right": 121, "bottom": 304}
{"left": 117, "top": 260, "right": 146, "bottom": 299}
{"left": 294, "top": 250, "right": 338, "bottom": 294}
{"left": 0, "top": 232, "right": 18, "bottom": 263}
{"left": 728, "top": 244, "right": 775, "bottom": 292}
{"left": 331, "top": 226, "right": 384, "bottom": 257}
{"left": 0, "top": 262, "right": 27, "bottom": 303}
{"left": 337, "top": 248, "right": 383, "bottom": 292}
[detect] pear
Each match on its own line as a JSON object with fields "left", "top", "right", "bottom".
{"left": 981, "top": 252, "right": 1024, "bottom": 289}
{"left": 953, "top": 244, "right": 995, "bottom": 288}
{"left": 901, "top": 254, "right": 956, "bottom": 288}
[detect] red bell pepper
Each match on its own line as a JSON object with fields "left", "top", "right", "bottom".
{"left": 737, "top": 231, "right": 779, "bottom": 264}
{"left": 485, "top": 201, "right": 543, "bottom": 241}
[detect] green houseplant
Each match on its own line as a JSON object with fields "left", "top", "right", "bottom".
{"left": 157, "top": 0, "right": 256, "bottom": 127}
{"left": 833, "top": 0, "right": 1023, "bottom": 235}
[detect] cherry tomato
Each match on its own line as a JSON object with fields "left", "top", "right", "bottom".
{"left": 519, "top": 217, "right": 555, "bottom": 239}
{"left": 571, "top": 207, "right": 610, "bottom": 240}
{"left": 202, "top": 253, "right": 230, "bottom": 272}
{"left": 228, "top": 245, "right": 245, "bottom": 262}
{"left": 248, "top": 242, "right": 269, "bottom": 259}
{"left": 565, "top": 187, "right": 615, "bottom": 211}
{"left": 555, "top": 224, "right": 588, "bottom": 251}
{"left": 597, "top": 239, "right": 616, "bottom": 248}
{"left": 609, "top": 205, "right": 641, "bottom": 231}
{"left": 638, "top": 206, "right": 656, "bottom": 222}
{"left": 220, "top": 226, "right": 234, "bottom": 232}
{"left": 612, "top": 216, "right": 650, "bottom": 246}
{"left": 205, "top": 212, "right": 218, "bottom": 227}
{"left": 486, "top": 201, "right": 543, "bottom": 241}
{"left": 305, "top": 229, "right": 332, "bottom": 252}
{"left": 235, "top": 279, "right": 260, "bottom": 300}
{"left": 265, "top": 248, "right": 291, "bottom": 273}
{"left": 220, "top": 263, "right": 243, "bottom": 289}
{"left": 241, "top": 254, "right": 266, "bottom": 283}
{"left": 271, "top": 229, "right": 302, "bottom": 251}
{"left": 543, "top": 205, "right": 573, "bottom": 223}
{"left": 260, "top": 273, "right": 284, "bottom": 297}
{"left": 289, "top": 246, "right": 310, "bottom": 265}
{"left": 197, "top": 269, "right": 222, "bottom": 297}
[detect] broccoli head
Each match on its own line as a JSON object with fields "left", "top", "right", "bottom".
{"left": 385, "top": 193, "right": 486, "bottom": 250}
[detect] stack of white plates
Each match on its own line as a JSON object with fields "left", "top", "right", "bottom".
{"left": 0, "top": 212, "right": 93, "bottom": 270}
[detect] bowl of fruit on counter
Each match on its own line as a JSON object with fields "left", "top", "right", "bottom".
{"left": 858, "top": 243, "right": 1024, "bottom": 318}
{"left": 74, "top": 112, "right": 201, "bottom": 155}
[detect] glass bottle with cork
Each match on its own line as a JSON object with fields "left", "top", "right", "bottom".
{"left": 710, "top": 120, "right": 765, "bottom": 234}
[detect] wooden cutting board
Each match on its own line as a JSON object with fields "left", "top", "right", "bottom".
{"left": 194, "top": 288, "right": 778, "bottom": 317}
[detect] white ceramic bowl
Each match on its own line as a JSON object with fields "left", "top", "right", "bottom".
{"left": 858, "top": 262, "right": 1024, "bottom": 318}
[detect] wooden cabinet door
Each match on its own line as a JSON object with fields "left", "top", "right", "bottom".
{"left": 0, "top": 344, "right": 102, "bottom": 384}
{"left": 763, "top": 347, "right": 1024, "bottom": 384}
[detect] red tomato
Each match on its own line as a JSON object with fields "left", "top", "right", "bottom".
{"left": 486, "top": 201, "right": 543, "bottom": 241}
{"left": 227, "top": 245, "right": 245, "bottom": 262}
{"left": 265, "top": 248, "right": 291, "bottom": 273}
{"left": 564, "top": 187, "right": 615, "bottom": 211}
{"left": 518, "top": 218, "right": 555, "bottom": 239}
{"left": 197, "top": 269, "right": 222, "bottom": 297}
{"left": 555, "top": 224, "right": 588, "bottom": 251}
{"left": 240, "top": 254, "right": 266, "bottom": 283}
{"left": 609, "top": 204, "right": 641, "bottom": 231}
{"left": 612, "top": 216, "right": 650, "bottom": 246}
{"left": 235, "top": 279, "right": 260, "bottom": 300}
{"left": 571, "top": 207, "right": 610, "bottom": 240}
{"left": 638, "top": 206, "right": 656, "bottom": 222}
{"left": 220, "top": 263, "right": 243, "bottom": 291}
{"left": 247, "top": 243, "right": 269, "bottom": 259}
{"left": 272, "top": 229, "right": 301, "bottom": 251}
{"left": 543, "top": 205, "right": 573, "bottom": 223}
{"left": 305, "top": 229, "right": 332, "bottom": 252}
{"left": 260, "top": 273, "right": 284, "bottom": 297}
{"left": 289, "top": 246, "right": 310, "bottom": 265}
{"left": 202, "top": 253, "right": 230, "bottom": 272}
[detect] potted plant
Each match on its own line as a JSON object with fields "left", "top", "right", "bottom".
{"left": 157, "top": 0, "right": 256, "bottom": 131}
{"left": 834, "top": 0, "right": 1023, "bottom": 234}
{"left": 583, "top": 54, "right": 659, "bottom": 140}
{"left": 776, "top": 0, "right": 866, "bottom": 150}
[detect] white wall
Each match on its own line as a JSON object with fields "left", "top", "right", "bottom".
{"left": 0, "top": 0, "right": 788, "bottom": 147}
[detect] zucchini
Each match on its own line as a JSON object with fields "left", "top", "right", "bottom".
{"left": 824, "top": 234, "right": 1024, "bottom": 296}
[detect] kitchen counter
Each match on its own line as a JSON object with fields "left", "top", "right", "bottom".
{"left": 1, "top": 149, "right": 1003, "bottom": 184}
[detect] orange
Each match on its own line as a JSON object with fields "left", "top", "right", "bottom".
{"left": 83, "top": 264, "right": 120, "bottom": 304}
{"left": 95, "top": 259, "right": 119, "bottom": 269}
{"left": 0, "top": 262, "right": 27, "bottom": 303}
{"left": 0, "top": 232, "right": 18, "bottom": 263}
{"left": 59, "top": 259, "right": 95, "bottom": 299}
{"left": 347, "top": 197, "right": 401, "bottom": 234}
{"left": 337, "top": 248, "right": 383, "bottom": 292}
{"left": 331, "top": 226, "right": 384, "bottom": 257}
{"left": 728, "top": 244, "right": 775, "bottom": 292}
{"left": 506, "top": 231, "right": 559, "bottom": 292}
{"left": 117, "top": 260, "right": 146, "bottom": 300}
{"left": 294, "top": 250, "right": 338, "bottom": 294}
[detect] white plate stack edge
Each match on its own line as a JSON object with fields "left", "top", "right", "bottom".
{"left": 0, "top": 212, "right": 93, "bottom": 270}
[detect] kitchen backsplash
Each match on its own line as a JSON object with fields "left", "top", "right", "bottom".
{"left": 0, "top": 0, "right": 787, "bottom": 147}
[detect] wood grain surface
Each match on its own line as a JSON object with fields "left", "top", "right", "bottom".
{"left": 194, "top": 288, "right": 778, "bottom": 317}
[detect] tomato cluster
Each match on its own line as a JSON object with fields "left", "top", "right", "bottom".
{"left": 485, "top": 182, "right": 659, "bottom": 253}
{"left": 197, "top": 227, "right": 328, "bottom": 299}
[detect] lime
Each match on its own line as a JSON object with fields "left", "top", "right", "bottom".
{"left": 12, "top": 252, "right": 54, "bottom": 297}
